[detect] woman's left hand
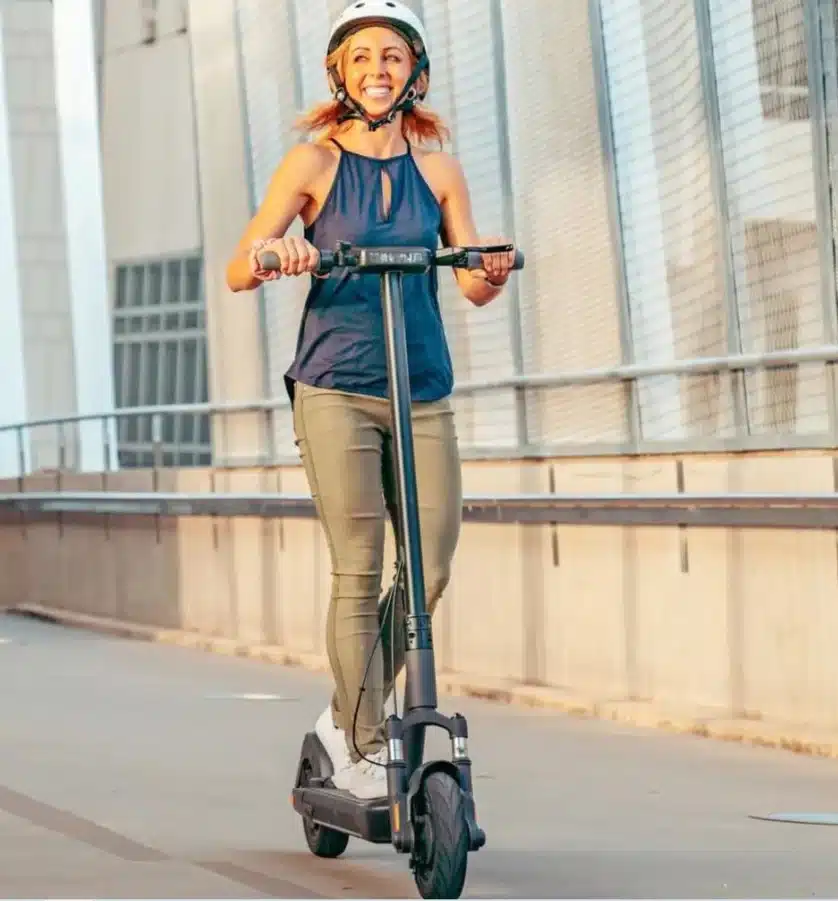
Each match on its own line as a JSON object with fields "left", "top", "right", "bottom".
{"left": 474, "top": 236, "right": 515, "bottom": 287}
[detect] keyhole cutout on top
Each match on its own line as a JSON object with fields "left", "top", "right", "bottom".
{"left": 379, "top": 168, "right": 392, "bottom": 221}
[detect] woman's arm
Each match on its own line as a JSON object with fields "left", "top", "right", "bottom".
{"left": 226, "top": 143, "right": 327, "bottom": 292}
{"left": 434, "top": 152, "right": 514, "bottom": 307}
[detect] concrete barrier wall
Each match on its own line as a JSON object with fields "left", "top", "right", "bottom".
{"left": 2, "top": 451, "right": 838, "bottom": 740}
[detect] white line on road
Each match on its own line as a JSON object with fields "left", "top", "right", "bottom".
{"left": 205, "top": 692, "right": 299, "bottom": 701}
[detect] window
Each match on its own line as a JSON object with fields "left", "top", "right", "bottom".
{"left": 111, "top": 254, "right": 212, "bottom": 467}
{"left": 752, "top": 0, "right": 809, "bottom": 122}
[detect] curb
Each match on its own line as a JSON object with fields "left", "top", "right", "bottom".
{"left": 9, "top": 603, "right": 838, "bottom": 762}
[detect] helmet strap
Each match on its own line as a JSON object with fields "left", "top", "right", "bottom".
{"left": 330, "top": 54, "right": 429, "bottom": 132}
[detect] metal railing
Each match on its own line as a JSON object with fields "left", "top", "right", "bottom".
{"left": 6, "top": 341, "right": 838, "bottom": 479}
{"left": 2, "top": 489, "right": 838, "bottom": 529}
{"left": 0, "top": 398, "right": 285, "bottom": 476}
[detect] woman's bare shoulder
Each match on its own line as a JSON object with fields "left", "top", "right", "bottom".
{"left": 412, "top": 146, "right": 466, "bottom": 199}
{"left": 415, "top": 145, "right": 465, "bottom": 174}
{"left": 282, "top": 138, "right": 339, "bottom": 174}
{"left": 413, "top": 144, "right": 452, "bottom": 163}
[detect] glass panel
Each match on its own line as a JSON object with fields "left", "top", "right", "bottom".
{"left": 166, "top": 259, "right": 182, "bottom": 304}
{"left": 709, "top": 0, "right": 827, "bottom": 434}
{"left": 147, "top": 261, "right": 163, "bottom": 305}
{"left": 129, "top": 265, "right": 146, "bottom": 307}
{"left": 115, "top": 265, "right": 129, "bottom": 308}
{"left": 143, "top": 341, "right": 160, "bottom": 405}
{"left": 180, "top": 338, "right": 197, "bottom": 443}
{"left": 600, "top": 0, "right": 728, "bottom": 441}
{"left": 185, "top": 257, "right": 202, "bottom": 303}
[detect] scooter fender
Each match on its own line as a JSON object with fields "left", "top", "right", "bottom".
{"left": 406, "top": 759, "right": 486, "bottom": 852}
{"left": 294, "top": 731, "right": 335, "bottom": 789}
{"left": 405, "top": 759, "right": 462, "bottom": 811}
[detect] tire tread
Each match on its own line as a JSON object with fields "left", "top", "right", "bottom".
{"left": 414, "top": 771, "right": 469, "bottom": 899}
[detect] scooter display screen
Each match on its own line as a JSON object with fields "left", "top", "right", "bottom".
{"left": 356, "top": 248, "right": 431, "bottom": 272}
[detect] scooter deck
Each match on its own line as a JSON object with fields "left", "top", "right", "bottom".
{"left": 292, "top": 784, "right": 392, "bottom": 843}
{"left": 293, "top": 730, "right": 393, "bottom": 844}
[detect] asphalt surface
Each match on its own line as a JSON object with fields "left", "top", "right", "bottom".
{"left": 2, "top": 612, "right": 838, "bottom": 898}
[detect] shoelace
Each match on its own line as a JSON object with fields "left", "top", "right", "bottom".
{"left": 356, "top": 750, "right": 388, "bottom": 777}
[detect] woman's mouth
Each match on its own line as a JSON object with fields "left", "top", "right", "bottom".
{"left": 363, "top": 86, "right": 392, "bottom": 100}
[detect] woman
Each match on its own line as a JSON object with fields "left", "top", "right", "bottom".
{"left": 226, "top": 0, "right": 515, "bottom": 800}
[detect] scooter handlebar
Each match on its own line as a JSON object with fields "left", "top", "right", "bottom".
{"left": 256, "top": 245, "right": 525, "bottom": 276}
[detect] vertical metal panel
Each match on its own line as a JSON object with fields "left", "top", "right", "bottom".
{"left": 500, "top": 0, "right": 627, "bottom": 448}
{"left": 707, "top": 0, "right": 829, "bottom": 437}
{"left": 187, "top": 0, "right": 268, "bottom": 464}
{"left": 588, "top": 0, "right": 641, "bottom": 448}
{"left": 491, "top": 0, "right": 528, "bottom": 449}
{"left": 292, "top": 0, "right": 331, "bottom": 110}
{"left": 693, "top": 0, "right": 750, "bottom": 434}
{"left": 600, "top": 0, "right": 736, "bottom": 443}
{"left": 231, "top": 0, "right": 273, "bottom": 450}
{"left": 816, "top": 0, "right": 838, "bottom": 441}
{"left": 802, "top": 0, "right": 838, "bottom": 434}
{"left": 437, "top": 0, "right": 518, "bottom": 450}
{"left": 234, "top": 0, "right": 309, "bottom": 457}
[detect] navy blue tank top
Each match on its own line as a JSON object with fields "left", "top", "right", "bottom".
{"left": 285, "top": 139, "right": 454, "bottom": 404}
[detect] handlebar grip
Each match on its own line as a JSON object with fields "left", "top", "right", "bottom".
{"left": 257, "top": 250, "right": 281, "bottom": 271}
{"left": 315, "top": 250, "right": 336, "bottom": 274}
{"left": 256, "top": 248, "right": 336, "bottom": 274}
{"left": 464, "top": 248, "right": 526, "bottom": 271}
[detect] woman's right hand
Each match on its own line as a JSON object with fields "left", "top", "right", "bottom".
{"left": 249, "top": 236, "right": 321, "bottom": 281}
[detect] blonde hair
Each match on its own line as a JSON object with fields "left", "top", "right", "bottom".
{"left": 296, "top": 34, "right": 450, "bottom": 148}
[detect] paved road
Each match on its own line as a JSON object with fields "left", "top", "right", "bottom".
{"left": 2, "top": 613, "right": 838, "bottom": 898}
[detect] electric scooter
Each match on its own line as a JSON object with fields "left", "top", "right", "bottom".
{"left": 258, "top": 240, "right": 524, "bottom": 899}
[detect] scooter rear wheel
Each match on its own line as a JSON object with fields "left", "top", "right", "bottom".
{"left": 299, "top": 759, "right": 350, "bottom": 858}
{"left": 304, "top": 815, "right": 350, "bottom": 858}
{"left": 412, "top": 771, "right": 469, "bottom": 899}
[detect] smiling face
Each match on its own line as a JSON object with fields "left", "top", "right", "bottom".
{"left": 340, "top": 25, "right": 414, "bottom": 116}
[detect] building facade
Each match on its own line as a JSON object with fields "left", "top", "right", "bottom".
{"left": 2, "top": 0, "right": 836, "bottom": 474}
{"left": 0, "top": 0, "right": 113, "bottom": 474}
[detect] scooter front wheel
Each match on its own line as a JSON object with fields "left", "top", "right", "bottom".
{"left": 412, "top": 771, "right": 469, "bottom": 899}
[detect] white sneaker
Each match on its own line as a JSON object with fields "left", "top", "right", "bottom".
{"left": 314, "top": 707, "right": 352, "bottom": 778}
{"left": 332, "top": 747, "right": 389, "bottom": 800}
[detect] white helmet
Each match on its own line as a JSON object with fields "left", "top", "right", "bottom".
{"left": 326, "top": 1, "right": 431, "bottom": 131}
{"left": 328, "top": 0, "right": 429, "bottom": 62}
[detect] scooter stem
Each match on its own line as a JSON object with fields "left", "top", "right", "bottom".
{"left": 380, "top": 270, "right": 438, "bottom": 714}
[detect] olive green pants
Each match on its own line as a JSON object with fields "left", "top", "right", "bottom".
{"left": 293, "top": 381, "right": 462, "bottom": 761}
